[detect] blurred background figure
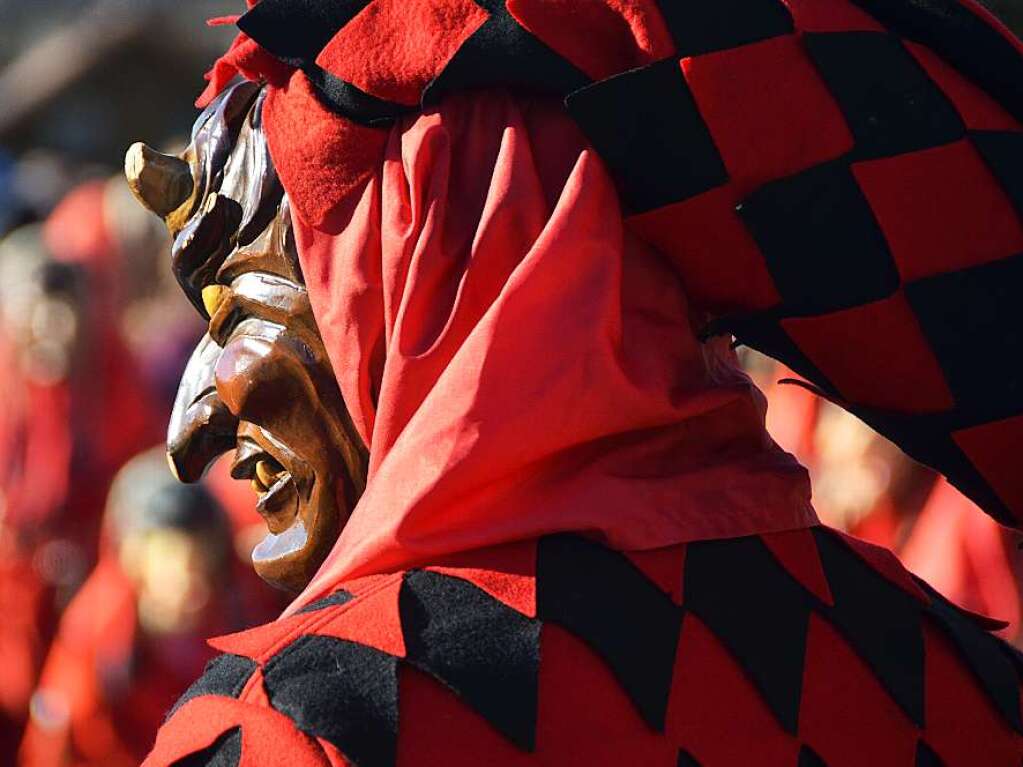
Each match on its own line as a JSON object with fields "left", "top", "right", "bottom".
{"left": 17, "top": 448, "right": 239, "bottom": 767}
{"left": 0, "top": 6, "right": 242, "bottom": 747}
{"left": 748, "top": 350, "right": 1023, "bottom": 645}
{"left": 0, "top": 172, "right": 283, "bottom": 763}
{"left": 0, "top": 181, "right": 167, "bottom": 758}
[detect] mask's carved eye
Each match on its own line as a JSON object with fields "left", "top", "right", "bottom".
{"left": 202, "top": 284, "right": 229, "bottom": 318}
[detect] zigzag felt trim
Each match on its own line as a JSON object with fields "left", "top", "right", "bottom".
{"left": 162, "top": 528, "right": 1023, "bottom": 766}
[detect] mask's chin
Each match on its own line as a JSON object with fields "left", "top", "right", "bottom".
{"left": 252, "top": 517, "right": 308, "bottom": 563}
{"left": 249, "top": 474, "right": 340, "bottom": 593}
{"left": 251, "top": 517, "right": 318, "bottom": 593}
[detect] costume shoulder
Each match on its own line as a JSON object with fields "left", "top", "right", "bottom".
{"left": 142, "top": 643, "right": 337, "bottom": 766}
{"left": 147, "top": 531, "right": 1023, "bottom": 766}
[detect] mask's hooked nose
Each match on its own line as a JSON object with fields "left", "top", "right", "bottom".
{"left": 167, "top": 333, "right": 238, "bottom": 482}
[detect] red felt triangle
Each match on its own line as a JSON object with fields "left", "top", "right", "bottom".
{"left": 315, "top": 737, "right": 352, "bottom": 767}
{"left": 239, "top": 667, "right": 271, "bottom": 708}
{"left": 624, "top": 545, "right": 686, "bottom": 606}
{"left": 144, "top": 696, "right": 325, "bottom": 767}
{"left": 208, "top": 612, "right": 315, "bottom": 663}
{"left": 761, "top": 528, "right": 834, "bottom": 606}
{"left": 799, "top": 614, "right": 919, "bottom": 767}
{"left": 427, "top": 540, "right": 538, "bottom": 617}
{"left": 665, "top": 613, "right": 800, "bottom": 765}
{"left": 314, "top": 575, "right": 407, "bottom": 658}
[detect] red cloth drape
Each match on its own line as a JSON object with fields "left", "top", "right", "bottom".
{"left": 289, "top": 91, "right": 814, "bottom": 611}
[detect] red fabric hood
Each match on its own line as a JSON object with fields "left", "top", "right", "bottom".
{"left": 290, "top": 91, "right": 814, "bottom": 609}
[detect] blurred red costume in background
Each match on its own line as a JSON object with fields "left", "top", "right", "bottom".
{"left": 145, "top": 0, "right": 1023, "bottom": 765}
{"left": 0, "top": 183, "right": 161, "bottom": 759}
{"left": 902, "top": 478, "right": 1023, "bottom": 645}
{"left": 17, "top": 450, "right": 256, "bottom": 767}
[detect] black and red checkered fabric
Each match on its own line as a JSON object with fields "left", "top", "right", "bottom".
{"left": 216, "top": 0, "right": 1023, "bottom": 530}
{"left": 146, "top": 528, "right": 1023, "bottom": 766}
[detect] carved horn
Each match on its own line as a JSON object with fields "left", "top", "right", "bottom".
{"left": 124, "top": 142, "right": 193, "bottom": 219}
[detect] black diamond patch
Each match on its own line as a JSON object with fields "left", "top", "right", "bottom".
{"left": 799, "top": 745, "right": 830, "bottom": 767}
{"left": 804, "top": 32, "right": 963, "bottom": 160}
{"left": 971, "top": 131, "right": 1023, "bottom": 220}
{"left": 904, "top": 251, "right": 1023, "bottom": 422}
{"left": 566, "top": 58, "right": 728, "bottom": 214}
{"left": 847, "top": 0, "right": 1023, "bottom": 126}
{"left": 399, "top": 569, "right": 541, "bottom": 751}
{"left": 738, "top": 159, "right": 899, "bottom": 314}
{"left": 915, "top": 739, "right": 946, "bottom": 767}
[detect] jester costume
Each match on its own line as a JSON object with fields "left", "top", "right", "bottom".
{"left": 145, "top": 0, "right": 1023, "bottom": 765}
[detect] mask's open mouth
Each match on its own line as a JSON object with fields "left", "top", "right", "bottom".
{"left": 231, "top": 438, "right": 303, "bottom": 558}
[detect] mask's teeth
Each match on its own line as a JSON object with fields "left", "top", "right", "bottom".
{"left": 255, "top": 459, "right": 285, "bottom": 488}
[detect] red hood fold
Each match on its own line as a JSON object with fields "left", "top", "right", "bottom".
{"left": 289, "top": 91, "right": 813, "bottom": 610}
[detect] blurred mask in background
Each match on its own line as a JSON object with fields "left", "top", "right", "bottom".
{"left": 106, "top": 448, "right": 231, "bottom": 636}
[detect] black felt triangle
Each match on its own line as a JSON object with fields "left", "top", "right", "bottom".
{"left": 296, "top": 588, "right": 354, "bottom": 614}
{"left": 169, "top": 653, "right": 256, "bottom": 718}
{"left": 263, "top": 635, "right": 400, "bottom": 767}
{"left": 915, "top": 740, "right": 947, "bottom": 767}
{"left": 677, "top": 748, "right": 703, "bottom": 767}
{"left": 422, "top": 0, "right": 589, "bottom": 107}
{"left": 971, "top": 131, "right": 1023, "bottom": 221}
{"left": 997, "top": 638, "right": 1023, "bottom": 683}
{"left": 802, "top": 32, "right": 964, "bottom": 160}
{"left": 846, "top": 0, "right": 1023, "bottom": 125}
{"left": 683, "top": 536, "right": 812, "bottom": 734}
{"left": 799, "top": 745, "right": 830, "bottom": 767}
{"left": 916, "top": 579, "right": 1023, "bottom": 734}
{"left": 737, "top": 158, "right": 900, "bottom": 314}
{"left": 904, "top": 252, "right": 1023, "bottom": 426}
{"left": 812, "top": 529, "right": 925, "bottom": 726}
{"left": 237, "top": 0, "right": 371, "bottom": 67}
{"left": 653, "top": 0, "right": 793, "bottom": 57}
{"left": 536, "top": 534, "right": 683, "bottom": 731}
{"left": 399, "top": 569, "right": 541, "bottom": 751}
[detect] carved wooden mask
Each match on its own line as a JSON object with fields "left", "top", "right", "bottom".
{"left": 125, "top": 81, "right": 368, "bottom": 592}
